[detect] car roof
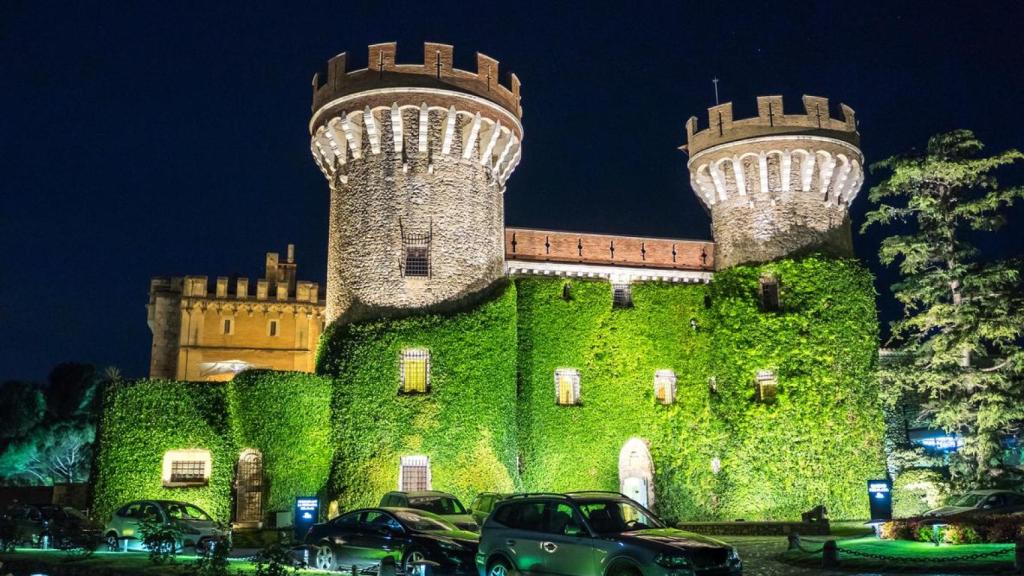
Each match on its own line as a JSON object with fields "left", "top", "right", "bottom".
{"left": 387, "top": 491, "right": 454, "bottom": 497}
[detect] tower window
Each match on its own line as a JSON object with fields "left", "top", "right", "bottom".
{"left": 654, "top": 370, "right": 677, "bottom": 404}
{"left": 222, "top": 317, "right": 234, "bottom": 335}
{"left": 401, "top": 348, "right": 430, "bottom": 393}
{"left": 402, "top": 227, "right": 431, "bottom": 278}
{"left": 268, "top": 319, "right": 279, "bottom": 337}
{"left": 612, "top": 284, "right": 632, "bottom": 308}
{"left": 760, "top": 275, "right": 780, "bottom": 311}
{"left": 755, "top": 370, "right": 778, "bottom": 402}
{"left": 554, "top": 368, "right": 580, "bottom": 405}
{"left": 399, "top": 455, "right": 431, "bottom": 491}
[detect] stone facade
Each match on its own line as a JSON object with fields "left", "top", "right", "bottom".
{"left": 685, "top": 95, "right": 864, "bottom": 269}
{"left": 309, "top": 42, "right": 523, "bottom": 324}
{"left": 146, "top": 246, "right": 324, "bottom": 381}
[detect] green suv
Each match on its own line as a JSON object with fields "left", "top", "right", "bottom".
{"left": 476, "top": 492, "right": 741, "bottom": 576}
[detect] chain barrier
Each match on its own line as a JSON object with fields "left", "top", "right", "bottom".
{"left": 834, "top": 543, "right": 1015, "bottom": 563}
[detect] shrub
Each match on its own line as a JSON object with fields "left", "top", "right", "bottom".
{"left": 138, "top": 516, "right": 181, "bottom": 564}
{"left": 191, "top": 538, "right": 232, "bottom": 576}
{"left": 879, "top": 519, "right": 921, "bottom": 540}
{"left": 893, "top": 468, "right": 950, "bottom": 518}
{"left": 943, "top": 523, "right": 981, "bottom": 544}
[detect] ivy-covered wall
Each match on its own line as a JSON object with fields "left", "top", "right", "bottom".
{"left": 317, "top": 282, "right": 519, "bottom": 512}
{"left": 515, "top": 257, "right": 885, "bottom": 520}
{"left": 92, "top": 371, "right": 332, "bottom": 524}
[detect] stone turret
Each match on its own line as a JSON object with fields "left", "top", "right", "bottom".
{"left": 683, "top": 95, "right": 864, "bottom": 269}
{"left": 309, "top": 42, "right": 524, "bottom": 324}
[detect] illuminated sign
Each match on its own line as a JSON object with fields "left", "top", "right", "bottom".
{"left": 293, "top": 496, "right": 320, "bottom": 541}
{"left": 867, "top": 479, "right": 892, "bottom": 521}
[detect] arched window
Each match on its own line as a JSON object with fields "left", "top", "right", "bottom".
{"left": 235, "top": 449, "right": 264, "bottom": 526}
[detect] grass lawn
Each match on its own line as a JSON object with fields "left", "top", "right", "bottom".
{"left": 0, "top": 548, "right": 323, "bottom": 575}
{"left": 779, "top": 536, "right": 1017, "bottom": 573}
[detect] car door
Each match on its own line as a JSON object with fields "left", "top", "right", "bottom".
{"left": 496, "top": 500, "right": 548, "bottom": 575}
{"left": 349, "top": 510, "right": 403, "bottom": 568}
{"left": 323, "top": 511, "right": 362, "bottom": 568}
{"left": 536, "top": 502, "right": 595, "bottom": 576}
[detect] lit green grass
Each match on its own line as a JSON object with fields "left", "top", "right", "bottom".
{"left": 0, "top": 548, "right": 323, "bottom": 575}
{"left": 779, "top": 536, "right": 1016, "bottom": 573}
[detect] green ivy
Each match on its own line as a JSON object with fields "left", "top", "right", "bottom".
{"left": 317, "top": 281, "right": 519, "bottom": 511}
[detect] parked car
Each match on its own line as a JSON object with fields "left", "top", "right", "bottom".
{"left": 477, "top": 492, "right": 742, "bottom": 576}
{"left": 923, "top": 489, "right": 1024, "bottom": 518}
{"left": 380, "top": 491, "right": 480, "bottom": 531}
{"left": 305, "top": 507, "right": 478, "bottom": 574}
{"left": 469, "top": 492, "right": 510, "bottom": 526}
{"left": 1, "top": 504, "right": 102, "bottom": 549}
{"left": 104, "top": 500, "right": 226, "bottom": 552}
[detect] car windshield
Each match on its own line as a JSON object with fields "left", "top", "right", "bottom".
{"left": 407, "top": 496, "right": 466, "bottom": 515}
{"left": 954, "top": 493, "right": 989, "bottom": 508}
{"left": 394, "top": 510, "right": 458, "bottom": 532}
{"left": 577, "top": 500, "right": 664, "bottom": 535}
{"left": 164, "top": 503, "right": 212, "bottom": 521}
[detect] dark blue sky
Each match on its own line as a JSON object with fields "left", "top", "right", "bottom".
{"left": 2, "top": 1, "right": 1023, "bottom": 381}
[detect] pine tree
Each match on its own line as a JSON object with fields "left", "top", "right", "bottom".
{"left": 863, "top": 129, "right": 1024, "bottom": 486}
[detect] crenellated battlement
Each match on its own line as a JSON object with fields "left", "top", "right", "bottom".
{"left": 684, "top": 95, "right": 858, "bottom": 156}
{"left": 312, "top": 42, "right": 522, "bottom": 120}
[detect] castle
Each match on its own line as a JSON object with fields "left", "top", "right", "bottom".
{"left": 98, "top": 42, "right": 884, "bottom": 527}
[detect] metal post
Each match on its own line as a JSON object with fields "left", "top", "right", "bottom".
{"left": 379, "top": 556, "right": 396, "bottom": 576}
{"left": 822, "top": 539, "right": 838, "bottom": 568}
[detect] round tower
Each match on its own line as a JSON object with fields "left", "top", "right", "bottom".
{"left": 309, "top": 42, "right": 523, "bottom": 324}
{"left": 684, "top": 95, "right": 864, "bottom": 269}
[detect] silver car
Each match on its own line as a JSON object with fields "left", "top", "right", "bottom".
{"left": 104, "top": 500, "right": 226, "bottom": 552}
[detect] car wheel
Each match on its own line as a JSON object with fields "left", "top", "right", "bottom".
{"left": 607, "top": 562, "right": 641, "bottom": 576}
{"left": 402, "top": 547, "right": 427, "bottom": 572}
{"left": 314, "top": 543, "right": 337, "bottom": 571}
{"left": 488, "top": 557, "right": 518, "bottom": 576}
{"left": 105, "top": 532, "right": 120, "bottom": 552}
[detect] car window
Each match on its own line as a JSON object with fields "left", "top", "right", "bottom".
{"left": 985, "top": 494, "right": 1006, "bottom": 507}
{"left": 140, "top": 504, "right": 162, "bottom": 522}
{"left": 954, "top": 493, "right": 987, "bottom": 507}
{"left": 493, "top": 501, "right": 546, "bottom": 531}
{"left": 577, "top": 500, "right": 663, "bottom": 535}
{"left": 332, "top": 512, "right": 360, "bottom": 527}
{"left": 544, "top": 503, "right": 585, "bottom": 536}
{"left": 407, "top": 496, "right": 466, "bottom": 515}
{"left": 119, "top": 503, "right": 141, "bottom": 518}
{"left": 393, "top": 510, "right": 456, "bottom": 532}
{"left": 363, "top": 511, "right": 402, "bottom": 532}
{"left": 165, "top": 503, "right": 212, "bottom": 521}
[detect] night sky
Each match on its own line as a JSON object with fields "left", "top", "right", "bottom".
{"left": 2, "top": 1, "right": 1023, "bottom": 381}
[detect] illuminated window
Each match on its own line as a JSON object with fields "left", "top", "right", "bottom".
{"left": 760, "top": 275, "right": 780, "bottom": 311}
{"left": 162, "top": 449, "right": 211, "bottom": 487}
{"left": 654, "top": 370, "right": 677, "bottom": 404}
{"left": 222, "top": 317, "right": 234, "bottom": 335}
{"left": 554, "top": 368, "right": 580, "bottom": 405}
{"left": 755, "top": 370, "right": 778, "bottom": 402}
{"left": 402, "top": 228, "right": 431, "bottom": 278}
{"left": 399, "top": 455, "right": 431, "bottom": 491}
{"left": 612, "top": 284, "right": 632, "bottom": 308}
{"left": 401, "top": 349, "right": 430, "bottom": 393}
{"left": 268, "top": 319, "right": 279, "bottom": 337}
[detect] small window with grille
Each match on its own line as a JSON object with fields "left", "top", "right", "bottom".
{"left": 612, "top": 283, "right": 632, "bottom": 308}
{"left": 162, "top": 449, "right": 211, "bottom": 487}
{"left": 654, "top": 370, "right": 677, "bottom": 405}
{"left": 400, "top": 349, "right": 430, "bottom": 393}
{"left": 222, "top": 317, "right": 234, "bottom": 335}
{"left": 268, "top": 319, "right": 279, "bottom": 337}
{"left": 399, "top": 455, "right": 431, "bottom": 491}
{"left": 760, "top": 275, "right": 780, "bottom": 311}
{"left": 554, "top": 368, "right": 581, "bottom": 405}
{"left": 402, "top": 227, "right": 431, "bottom": 278}
{"left": 755, "top": 369, "right": 778, "bottom": 402}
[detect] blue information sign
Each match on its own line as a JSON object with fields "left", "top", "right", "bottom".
{"left": 867, "top": 479, "right": 892, "bottom": 521}
{"left": 293, "top": 496, "right": 320, "bottom": 542}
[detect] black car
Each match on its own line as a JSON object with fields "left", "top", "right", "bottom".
{"left": 1, "top": 504, "right": 102, "bottom": 549}
{"left": 305, "top": 507, "right": 478, "bottom": 574}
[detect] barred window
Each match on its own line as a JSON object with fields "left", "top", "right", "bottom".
{"left": 401, "top": 349, "right": 430, "bottom": 393}
{"left": 654, "top": 370, "right": 677, "bottom": 404}
{"left": 268, "top": 319, "right": 279, "bottom": 337}
{"left": 222, "top": 317, "right": 233, "bottom": 335}
{"left": 402, "top": 228, "right": 431, "bottom": 278}
{"left": 554, "top": 368, "right": 580, "bottom": 405}
{"left": 399, "top": 455, "right": 431, "bottom": 491}
{"left": 760, "top": 275, "right": 780, "bottom": 311}
{"left": 162, "top": 449, "right": 211, "bottom": 487}
{"left": 612, "top": 284, "right": 632, "bottom": 308}
{"left": 755, "top": 369, "right": 778, "bottom": 402}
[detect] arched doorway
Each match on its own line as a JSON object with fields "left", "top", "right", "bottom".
{"left": 235, "top": 449, "right": 264, "bottom": 527}
{"left": 619, "top": 438, "right": 654, "bottom": 508}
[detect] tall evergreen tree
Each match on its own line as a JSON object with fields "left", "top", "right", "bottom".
{"left": 864, "top": 130, "right": 1024, "bottom": 486}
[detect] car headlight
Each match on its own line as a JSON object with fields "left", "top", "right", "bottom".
{"left": 437, "top": 539, "right": 465, "bottom": 551}
{"left": 654, "top": 553, "right": 692, "bottom": 569}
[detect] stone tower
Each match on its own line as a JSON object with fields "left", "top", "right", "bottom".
{"left": 684, "top": 95, "right": 864, "bottom": 269}
{"left": 309, "top": 42, "right": 524, "bottom": 324}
